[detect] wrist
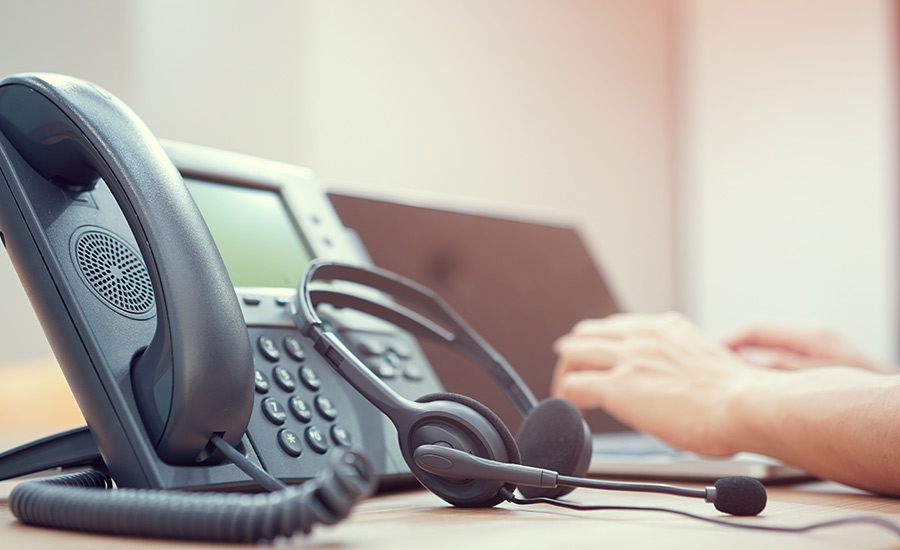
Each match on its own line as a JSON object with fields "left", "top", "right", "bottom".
{"left": 717, "top": 367, "right": 789, "bottom": 456}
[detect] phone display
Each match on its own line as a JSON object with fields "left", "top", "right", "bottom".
{"left": 184, "top": 178, "right": 313, "bottom": 289}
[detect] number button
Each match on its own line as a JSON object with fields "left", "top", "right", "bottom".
{"left": 403, "top": 363, "right": 424, "bottom": 381}
{"left": 261, "top": 398, "right": 287, "bottom": 425}
{"left": 257, "top": 335, "right": 280, "bottom": 362}
{"left": 314, "top": 395, "right": 338, "bottom": 421}
{"left": 272, "top": 366, "right": 296, "bottom": 391}
{"left": 358, "top": 337, "right": 387, "bottom": 356}
{"left": 384, "top": 350, "right": 403, "bottom": 368}
{"left": 254, "top": 370, "right": 270, "bottom": 393}
{"left": 331, "top": 425, "right": 352, "bottom": 447}
{"left": 283, "top": 336, "right": 306, "bottom": 362}
{"left": 368, "top": 358, "right": 397, "bottom": 379}
{"left": 390, "top": 342, "right": 412, "bottom": 358}
{"left": 305, "top": 426, "right": 328, "bottom": 454}
{"left": 289, "top": 395, "right": 312, "bottom": 423}
{"left": 299, "top": 366, "right": 321, "bottom": 391}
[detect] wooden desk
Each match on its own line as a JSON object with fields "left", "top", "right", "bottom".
{"left": 3, "top": 360, "right": 900, "bottom": 548}
{"left": 3, "top": 475, "right": 900, "bottom": 549}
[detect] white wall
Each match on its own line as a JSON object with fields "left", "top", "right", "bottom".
{"left": 0, "top": 0, "right": 134, "bottom": 361}
{"left": 1, "top": 0, "right": 893, "bottom": 368}
{"left": 679, "top": 0, "right": 899, "bottom": 361}
{"left": 0, "top": 0, "right": 676, "bottom": 362}
{"left": 287, "top": 1, "right": 676, "bottom": 316}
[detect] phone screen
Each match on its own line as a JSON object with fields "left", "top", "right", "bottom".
{"left": 185, "top": 178, "right": 314, "bottom": 289}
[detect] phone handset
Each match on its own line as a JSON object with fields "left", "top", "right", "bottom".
{"left": 0, "top": 73, "right": 254, "bottom": 463}
{"left": 0, "top": 74, "right": 375, "bottom": 542}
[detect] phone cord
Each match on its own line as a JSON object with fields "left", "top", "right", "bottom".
{"left": 8, "top": 450, "right": 376, "bottom": 542}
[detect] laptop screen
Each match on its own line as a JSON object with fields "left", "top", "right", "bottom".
{"left": 329, "top": 192, "right": 627, "bottom": 434}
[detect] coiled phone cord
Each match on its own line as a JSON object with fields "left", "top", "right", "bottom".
{"left": 8, "top": 446, "right": 376, "bottom": 542}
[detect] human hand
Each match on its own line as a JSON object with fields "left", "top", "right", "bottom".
{"left": 551, "top": 312, "right": 768, "bottom": 456}
{"left": 724, "top": 325, "right": 895, "bottom": 373}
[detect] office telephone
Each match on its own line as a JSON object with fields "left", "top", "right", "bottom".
{"left": 0, "top": 75, "right": 442, "bottom": 495}
{"left": 0, "top": 74, "right": 774, "bottom": 543}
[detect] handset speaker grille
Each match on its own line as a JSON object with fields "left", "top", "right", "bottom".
{"left": 71, "top": 227, "right": 155, "bottom": 319}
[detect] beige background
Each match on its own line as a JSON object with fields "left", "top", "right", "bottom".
{"left": 0, "top": 0, "right": 894, "bottom": 369}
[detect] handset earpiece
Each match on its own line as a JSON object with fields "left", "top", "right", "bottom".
{"left": 0, "top": 74, "right": 254, "bottom": 464}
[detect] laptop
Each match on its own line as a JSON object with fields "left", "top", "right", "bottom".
{"left": 328, "top": 191, "right": 808, "bottom": 482}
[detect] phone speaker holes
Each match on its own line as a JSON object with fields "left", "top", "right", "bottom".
{"left": 71, "top": 227, "right": 155, "bottom": 319}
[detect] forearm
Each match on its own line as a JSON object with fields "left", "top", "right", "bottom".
{"left": 726, "top": 367, "right": 900, "bottom": 495}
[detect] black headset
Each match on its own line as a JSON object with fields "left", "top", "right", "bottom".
{"left": 291, "top": 260, "right": 594, "bottom": 506}
{"left": 291, "top": 261, "right": 783, "bottom": 521}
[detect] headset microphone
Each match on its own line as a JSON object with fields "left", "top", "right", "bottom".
{"left": 413, "top": 445, "right": 767, "bottom": 517}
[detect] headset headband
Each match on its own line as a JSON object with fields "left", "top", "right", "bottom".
{"left": 291, "top": 260, "right": 538, "bottom": 418}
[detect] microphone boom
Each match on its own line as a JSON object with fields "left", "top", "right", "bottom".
{"left": 413, "top": 445, "right": 767, "bottom": 516}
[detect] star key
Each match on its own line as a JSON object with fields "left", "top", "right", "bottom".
{"left": 278, "top": 429, "right": 302, "bottom": 457}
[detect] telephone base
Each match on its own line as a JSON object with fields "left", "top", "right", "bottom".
{"left": 0, "top": 425, "right": 103, "bottom": 481}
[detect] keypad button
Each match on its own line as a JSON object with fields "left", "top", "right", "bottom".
{"left": 390, "top": 342, "right": 413, "bottom": 358}
{"left": 258, "top": 336, "right": 280, "bottom": 362}
{"left": 358, "top": 338, "right": 387, "bottom": 356}
{"left": 243, "top": 296, "right": 262, "bottom": 306}
{"left": 278, "top": 429, "right": 303, "bottom": 457}
{"left": 283, "top": 336, "right": 306, "bottom": 362}
{"left": 314, "top": 395, "right": 338, "bottom": 421}
{"left": 384, "top": 350, "right": 402, "bottom": 368}
{"left": 261, "top": 398, "right": 287, "bottom": 425}
{"left": 254, "top": 369, "right": 270, "bottom": 393}
{"left": 305, "top": 426, "right": 328, "bottom": 454}
{"left": 299, "top": 366, "right": 321, "bottom": 391}
{"left": 331, "top": 425, "right": 352, "bottom": 447}
{"left": 272, "top": 366, "right": 296, "bottom": 391}
{"left": 275, "top": 296, "right": 291, "bottom": 307}
{"left": 289, "top": 395, "right": 312, "bottom": 423}
{"left": 368, "top": 358, "right": 397, "bottom": 379}
{"left": 403, "top": 363, "right": 424, "bottom": 381}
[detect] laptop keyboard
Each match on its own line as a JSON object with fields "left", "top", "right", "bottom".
{"left": 591, "top": 432, "right": 679, "bottom": 456}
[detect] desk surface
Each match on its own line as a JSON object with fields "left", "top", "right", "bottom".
{"left": 3, "top": 361, "right": 900, "bottom": 549}
{"left": 3, "top": 475, "right": 900, "bottom": 549}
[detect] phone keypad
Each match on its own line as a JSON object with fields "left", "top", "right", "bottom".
{"left": 249, "top": 328, "right": 350, "bottom": 465}
{"left": 240, "top": 294, "right": 445, "bottom": 482}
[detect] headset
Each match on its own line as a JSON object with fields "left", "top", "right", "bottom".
{"left": 291, "top": 260, "right": 767, "bottom": 515}
{"left": 290, "top": 261, "right": 900, "bottom": 541}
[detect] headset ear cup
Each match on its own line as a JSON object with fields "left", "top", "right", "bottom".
{"left": 516, "top": 398, "right": 592, "bottom": 499}
{"left": 415, "top": 392, "right": 521, "bottom": 507}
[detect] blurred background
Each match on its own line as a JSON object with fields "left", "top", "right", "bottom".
{"left": 0, "top": 0, "right": 896, "bottom": 379}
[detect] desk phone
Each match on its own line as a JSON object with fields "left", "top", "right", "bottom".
{"left": 0, "top": 74, "right": 442, "bottom": 493}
